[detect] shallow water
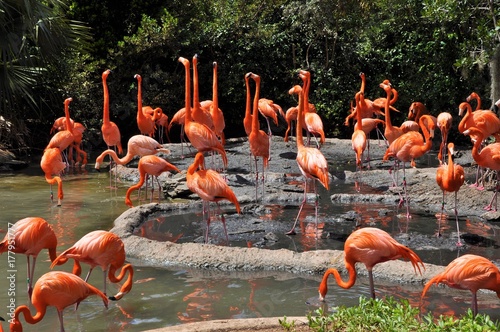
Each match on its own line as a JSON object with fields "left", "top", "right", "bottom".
{"left": 0, "top": 163, "right": 499, "bottom": 331}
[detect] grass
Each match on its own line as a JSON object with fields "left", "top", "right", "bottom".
{"left": 280, "top": 297, "right": 500, "bottom": 332}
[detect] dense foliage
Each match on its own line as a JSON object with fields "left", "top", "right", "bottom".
{"left": 1, "top": 0, "right": 500, "bottom": 158}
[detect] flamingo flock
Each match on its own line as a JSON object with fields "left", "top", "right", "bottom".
{"left": 30, "top": 60, "right": 500, "bottom": 331}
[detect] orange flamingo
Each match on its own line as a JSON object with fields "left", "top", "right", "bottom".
{"left": 168, "top": 107, "right": 189, "bottom": 157}
{"left": 286, "top": 79, "right": 329, "bottom": 235}
{"left": 155, "top": 111, "right": 170, "bottom": 144}
{"left": 383, "top": 114, "right": 435, "bottom": 218}
{"left": 69, "top": 121, "right": 87, "bottom": 166}
{"left": 380, "top": 81, "right": 404, "bottom": 144}
{"left": 40, "top": 147, "right": 66, "bottom": 206}
{"left": 408, "top": 102, "right": 431, "bottom": 122}
{"left": 243, "top": 73, "right": 253, "bottom": 136}
{"left": 436, "top": 112, "right": 452, "bottom": 164}
{"left": 351, "top": 91, "right": 367, "bottom": 171}
{"left": 10, "top": 271, "right": 108, "bottom": 332}
{"left": 135, "top": 74, "right": 160, "bottom": 137}
{"left": 186, "top": 152, "right": 241, "bottom": 243}
{"left": 463, "top": 127, "right": 500, "bottom": 210}
{"left": 300, "top": 70, "right": 325, "bottom": 148}
{"left": 421, "top": 254, "right": 500, "bottom": 316}
{"left": 46, "top": 98, "right": 75, "bottom": 153}
{"left": 124, "top": 155, "right": 180, "bottom": 207}
{"left": 210, "top": 61, "right": 225, "bottom": 145}
{"left": 458, "top": 101, "right": 500, "bottom": 142}
{"left": 192, "top": 55, "right": 215, "bottom": 130}
{"left": 50, "top": 116, "right": 73, "bottom": 134}
{"left": 360, "top": 117, "right": 385, "bottom": 166}
{"left": 466, "top": 91, "right": 482, "bottom": 111}
{"left": 0, "top": 217, "right": 66, "bottom": 300}
{"left": 258, "top": 98, "right": 284, "bottom": 139}
{"left": 247, "top": 72, "right": 270, "bottom": 201}
{"left": 101, "top": 69, "right": 123, "bottom": 155}
{"left": 95, "top": 135, "right": 170, "bottom": 169}
{"left": 436, "top": 143, "right": 465, "bottom": 245}
{"left": 319, "top": 227, "right": 424, "bottom": 300}
{"left": 50, "top": 230, "right": 134, "bottom": 301}
{"left": 283, "top": 106, "right": 298, "bottom": 142}
{"left": 179, "top": 56, "right": 227, "bottom": 168}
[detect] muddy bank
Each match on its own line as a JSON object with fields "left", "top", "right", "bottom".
{"left": 110, "top": 137, "right": 499, "bottom": 286}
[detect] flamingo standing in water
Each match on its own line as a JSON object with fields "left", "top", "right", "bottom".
{"left": 186, "top": 152, "right": 241, "bottom": 243}
{"left": 179, "top": 56, "right": 227, "bottom": 168}
{"left": 383, "top": 114, "right": 435, "bottom": 219}
{"left": 125, "top": 155, "right": 180, "bottom": 207}
{"left": 319, "top": 227, "right": 424, "bottom": 301}
{"left": 10, "top": 271, "right": 108, "bottom": 332}
{"left": 436, "top": 143, "right": 465, "bottom": 245}
{"left": 421, "top": 254, "right": 500, "bottom": 316}
{"left": 101, "top": 69, "right": 123, "bottom": 188}
{"left": 463, "top": 127, "right": 500, "bottom": 211}
{"left": 101, "top": 69, "right": 123, "bottom": 154}
{"left": 135, "top": 74, "right": 160, "bottom": 137}
{"left": 95, "top": 135, "right": 170, "bottom": 169}
{"left": 46, "top": 98, "right": 75, "bottom": 163}
{"left": 286, "top": 78, "right": 329, "bottom": 235}
{"left": 40, "top": 147, "right": 66, "bottom": 206}
{"left": 247, "top": 72, "right": 270, "bottom": 201}
{"left": 0, "top": 217, "right": 66, "bottom": 300}
{"left": 50, "top": 230, "right": 134, "bottom": 301}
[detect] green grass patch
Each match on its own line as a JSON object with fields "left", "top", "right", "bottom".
{"left": 280, "top": 297, "right": 500, "bottom": 332}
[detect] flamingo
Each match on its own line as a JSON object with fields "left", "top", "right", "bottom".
{"left": 408, "top": 102, "right": 431, "bottom": 122}
{"left": 286, "top": 79, "right": 329, "bottom": 235}
{"left": 359, "top": 117, "right": 385, "bottom": 166}
{"left": 101, "top": 69, "right": 123, "bottom": 155}
{"left": 95, "top": 135, "right": 170, "bottom": 169}
{"left": 319, "top": 227, "right": 424, "bottom": 301}
{"left": 436, "top": 143, "right": 465, "bottom": 245}
{"left": 458, "top": 102, "right": 500, "bottom": 142}
{"left": 155, "top": 111, "right": 170, "bottom": 144}
{"left": 135, "top": 74, "right": 160, "bottom": 137}
{"left": 50, "top": 117, "right": 73, "bottom": 134}
{"left": 46, "top": 98, "right": 75, "bottom": 156}
{"left": 421, "top": 254, "right": 500, "bottom": 316}
{"left": 10, "top": 271, "right": 108, "bottom": 332}
{"left": 186, "top": 152, "right": 241, "bottom": 243}
{"left": 300, "top": 70, "right": 325, "bottom": 148}
{"left": 247, "top": 72, "right": 270, "bottom": 201}
{"left": 383, "top": 114, "right": 435, "bottom": 218}
{"left": 466, "top": 91, "right": 482, "bottom": 111}
{"left": 168, "top": 107, "right": 189, "bottom": 157}
{"left": 351, "top": 91, "right": 367, "bottom": 171}
{"left": 69, "top": 121, "right": 87, "bottom": 167}
{"left": 283, "top": 106, "right": 298, "bottom": 142}
{"left": 258, "top": 97, "right": 284, "bottom": 141}
{"left": 125, "top": 155, "right": 180, "bottom": 207}
{"left": 436, "top": 112, "right": 453, "bottom": 164}
{"left": 179, "top": 56, "right": 228, "bottom": 168}
{"left": 0, "top": 217, "right": 67, "bottom": 300}
{"left": 463, "top": 127, "right": 500, "bottom": 210}
{"left": 380, "top": 81, "right": 404, "bottom": 145}
{"left": 50, "top": 230, "right": 134, "bottom": 301}
{"left": 210, "top": 61, "right": 226, "bottom": 145}
{"left": 192, "top": 55, "right": 215, "bottom": 130}
{"left": 40, "top": 147, "right": 66, "bottom": 206}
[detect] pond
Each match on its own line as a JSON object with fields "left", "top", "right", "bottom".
{"left": 0, "top": 159, "right": 499, "bottom": 331}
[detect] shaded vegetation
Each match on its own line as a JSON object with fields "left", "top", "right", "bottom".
{"left": 1, "top": 0, "right": 500, "bottom": 159}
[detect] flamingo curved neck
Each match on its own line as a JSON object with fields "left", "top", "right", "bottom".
{"left": 319, "top": 266, "right": 357, "bottom": 297}
{"left": 15, "top": 305, "right": 45, "bottom": 325}
{"left": 458, "top": 103, "right": 472, "bottom": 133}
{"left": 97, "top": 150, "right": 133, "bottom": 166}
{"left": 295, "top": 86, "right": 305, "bottom": 148}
